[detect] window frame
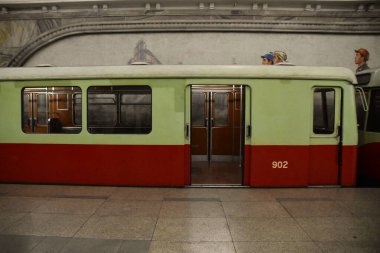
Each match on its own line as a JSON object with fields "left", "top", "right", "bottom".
{"left": 21, "top": 86, "right": 82, "bottom": 134}
{"left": 87, "top": 85, "right": 152, "bottom": 134}
{"left": 311, "top": 87, "right": 340, "bottom": 137}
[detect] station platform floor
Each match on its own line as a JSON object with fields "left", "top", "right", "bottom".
{"left": 0, "top": 184, "right": 379, "bottom": 253}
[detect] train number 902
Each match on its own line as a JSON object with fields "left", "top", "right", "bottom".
{"left": 272, "top": 161, "right": 288, "bottom": 169}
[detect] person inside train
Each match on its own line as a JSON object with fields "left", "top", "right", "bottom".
{"left": 261, "top": 53, "right": 274, "bottom": 65}
{"left": 355, "top": 48, "right": 370, "bottom": 73}
{"left": 273, "top": 51, "right": 294, "bottom": 66}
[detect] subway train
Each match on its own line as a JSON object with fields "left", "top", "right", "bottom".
{"left": 0, "top": 65, "right": 358, "bottom": 187}
{"left": 355, "top": 68, "right": 380, "bottom": 186}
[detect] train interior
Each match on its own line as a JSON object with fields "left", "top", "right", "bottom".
{"left": 190, "top": 85, "right": 245, "bottom": 185}
{"left": 22, "top": 87, "right": 82, "bottom": 134}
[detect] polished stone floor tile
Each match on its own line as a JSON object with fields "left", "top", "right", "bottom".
{"left": 315, "top": 241, "right": 380, "bottom": 253}
{"left": 60, "top": 238, "right": 122, "bottom": 253}
{"left": 110, "top": 188, "right": 169, "bottom": 200}
{"left": 223, "top": 201, "right": 290, "bottom": 218}
{"left": 279, "top": 200, "right": 353, "bottom": 217}
{"left": 228, "top": 217, "right": 311, "bottom": 242}
{"left": 7, "top": 184, "right": 113, "bottom": 198}
{"left": 30, "top": 236, "right": 70, "bottom": 253}
{"left": 218, "top": 189, "right": 275, "bottom": 202}
{"left": 160, "top": 201, "right": 224, "bottom": 218}
{"left": 149, "top": 241, "right": 236, "bottom": 253}
{"left": 3, "top": 213, "right": 89, "bottom": 237}
{"left": 75, "top": 215, "right": 157, "bottom": 240}
{"left": 234, "top": 241, "right": 322, "bottom": 253}
{"left": 10, "top": 185, "right": 72, "bottom": 198}
{"left": 59, "top": 185, "right": 115, "bottom": 198}
{"left": 96, "top": 200, "right": 162, "bottom": 217}
{"left": 0, "top": 212, "right": 27, "bottom": 231}
{"left": 268, "top": 188, "right": 337, "bottom": 200}
{"left": 332, "top": 188, "right": 380, "bottom": 201}
{"left": 33, "top": 198, "right": 105, "bottom": 215}
{"left": 0, "top": 234, "right": 44, "bottom": 253}
{"left": 1, "top": 184, "right": 380, "bottom": 252}
{"left": 118, "top": 240, "right": 150, "bottom": 253}
{"left": 153, "top": 218, "right": 231, "bottom": 242}
{"left": 340, "top": 201, "right": 380, "bottom": 217}
{"left": 296, "top": 217, "right": 380, "bottom": 241}
{"left": 164, "top": 188, "right": 219, "bottom": 200}
{"left": 0, "top": 197, "right": 48, "bottom": 213}
{"left": 0, "top": 184, "right": 19, "bottom": 195}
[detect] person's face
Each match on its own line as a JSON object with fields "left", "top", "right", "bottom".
{"left": 262, "top": 58, "right": 272, "bottom": 65}
{"left": 273, "top": 55, "right": 280, "bottom": 64}
{"left": 355, "top": 53, "right": 364, "bottom": 65}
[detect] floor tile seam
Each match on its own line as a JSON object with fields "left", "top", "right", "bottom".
{"left": 158, "top": 215, "right": 226, "bottom": 218}
{"left": 0, "top": 196, "right": 52, "bottom": 212}
{"left": 332, "top": 200, "right": 358, "bottom": 217}
{"left": 224, "top": 215, "right": 292, "bottom": 219}
{"left": 277, "top": 199, "right": 316, "bottom": 245}
{"left": 91, "top": 197, "right": 115, "bottom": 216}
{"left": 222, "top": 201, "right": 238, "bottom": 253}
{"left": 28, "top": 235, "right": 53, "bottom": 253}
{"left": 59, "top": 237, "right": 125, "bottom": 253}
{"left": 335, "top": 201, "right": 361, "bottom": 217}
{"left": 154, "top": 217, "right": 228, "bottom": 221}
{"left": 220, "top": 200, "right": 279, "bottom": 203}
{"left": 150, "top": 239, "right": 233, "bottom": 242}
{"left": 70, "top": 198, "right": 109, "bottom": 239}
{"left": 29, "top": 211, "right": 98, "bottom": 216}
{"left": 150, "top": 200, "right": 164, "bottom": 243}
{"left": 0, "top": 212, "right": 29, "bottom": 235}
{"left": 108, "top": 197, "right": 165, "bottom": 201}
{"left": 115, "top": 240, "right": 128, "bottom": 253}
{"left": 0, "top": 234, "right": 46, "bottom": 253}
{"left": 106, "top": 186, "right": 120, "bottom": 199}
{"left": 230, "top": 239, "right": 322, "bottom": 242}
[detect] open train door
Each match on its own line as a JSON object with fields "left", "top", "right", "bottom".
{"left": 190, "top": 85, "right": 245, "bottom": 185}
{"left": 309, "top": 87, "right": 342, "bottom": 185}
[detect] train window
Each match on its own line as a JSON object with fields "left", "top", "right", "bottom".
{"left": 87, "top": 86, "right": 152, "bottom": 134}
{"left": 214, "top": 93, "right": 229, "bottom": 126}
{"left": 367, "top": 89, "right": 380, "bottom": 133}
{"left": 355, "top": 91, "right": 368, "bottom": 130}
{"left": 22, "top": 94, "right": 29, "bottom": 129}
{"left": 120, "top": 93, "right": 152, "bottom": 128}
{"left": 313, "top": 88, "right": 335, "bottom": 134}
{"left": 88, "top": 94, "right": 117, "bottom": 126}
{"left": 192, "top": 93, "right": 206, "bottom": 126}
{"left": 21, "top": 87, "right": 82, "bottom": 134}
{"left": 73, "top": 94, "right": 82, "bottom": 125}
{"left": 37, "top": 94, "right": 48, "bottom": 125}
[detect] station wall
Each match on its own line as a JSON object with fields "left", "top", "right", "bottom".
{"left": 23, "top": 32, "right": 380, "bottom": 72}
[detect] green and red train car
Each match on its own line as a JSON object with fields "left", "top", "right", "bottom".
{"left": 0, "top": 65, "right": 358, "bottom": 187}
{"left": 355, "top": 68, "right": 380, "bottom": 186}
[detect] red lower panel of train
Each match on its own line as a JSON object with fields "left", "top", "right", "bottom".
{"left": 357, "top": 143, "right": 380, "bottom": 186}
{"left": 247, "top": 145, "right": 357, "bottom": 187}
{"left": 0, "top": 143, "right": 188, "bottom": 186}
{"left": 0, "top": 144, "right": 356, "bottom": 186}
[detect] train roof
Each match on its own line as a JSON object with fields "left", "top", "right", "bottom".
{"left": 355, "top": 67, "right": 380, "bottom": 87}
{"left": 0, "top": 65, "right": 356, "bottom": 84}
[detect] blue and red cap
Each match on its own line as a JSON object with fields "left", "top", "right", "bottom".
{"left": 261, "top": 53, "right": 274, "bottom": 61}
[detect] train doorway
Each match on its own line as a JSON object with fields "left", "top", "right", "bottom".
{"left": 190, "top": 85, "right": 245, "bottom": 185}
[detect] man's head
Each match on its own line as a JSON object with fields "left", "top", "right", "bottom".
{"left": 273, "top": 51, "right": 287, "bottom": 64}
{"left": 261, "top": 53, "right": 274, "bottom": 65}
{"left": 355, "top": 48, "right": 369, "bottom": 65}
